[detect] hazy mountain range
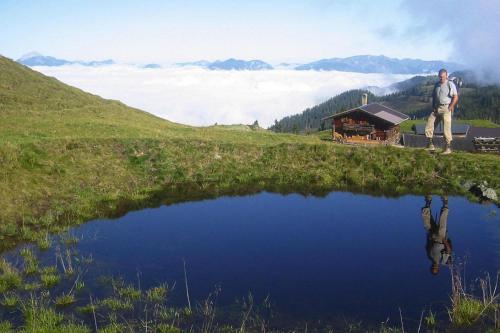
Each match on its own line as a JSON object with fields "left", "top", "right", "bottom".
{"left": 18, "top": 52, "right": 114, "bottom": 67}
{"left": 142, "top": 63, "right": 162, "bottom": 69}
{"left": 175, "top": 60, "right": 212, "bottom": 68}
{"left": 208, "top": 58, "right": 273, "bottom": 70}
{"left": 17, "top": 52, "right": 463, "bottom": 74}
{"left": 176, "top": 59, "right": 273, "bottom": 71}
{"left": 180, "top": 56, "right": 461, "bottom": 73}
{"left": 295, "top": 55, "right": 463, "bottom": 74}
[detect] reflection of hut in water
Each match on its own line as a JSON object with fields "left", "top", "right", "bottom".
{"left": 322, "top": 96, "right": 409, "bottom": 145}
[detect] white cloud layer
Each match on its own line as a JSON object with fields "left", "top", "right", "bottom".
{"left": 34, "top": 65, "right": 414, "bottom": 128}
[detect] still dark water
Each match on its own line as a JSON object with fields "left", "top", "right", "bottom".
{"left": 8, "top": 191, "right": 500, "bottom": 327}
{"left": 69, "top": 192, "right": 500, "bottom": 325}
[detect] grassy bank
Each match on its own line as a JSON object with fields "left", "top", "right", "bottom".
{"left": 1, "top": 136, "right": 499, "bottom": 252}
{"left": 1, "top": 55, "right": 499, "bottom": 252}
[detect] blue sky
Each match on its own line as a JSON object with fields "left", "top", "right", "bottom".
{"left": 0, "top": 0, "right": 454, "bottom": 63}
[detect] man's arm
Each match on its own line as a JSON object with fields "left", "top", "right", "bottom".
{"left": 449, "top": 95, "right": 458, "bottom": 113}
{"left": 449, "top": 81, "right": 459, "bottom": 113}
{"left": 432, "top": 83, "right": 438, "bottom": 110}
{"left": 443, "top": 238, "right": 452, "bottom": 253}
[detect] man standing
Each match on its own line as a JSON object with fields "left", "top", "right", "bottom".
{"left": 425, "top": 69, "right": 459, "bottom": 154}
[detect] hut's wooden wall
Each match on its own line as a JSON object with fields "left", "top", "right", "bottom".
{"left": 332, "top": 109, "right": 398, "bottom": 142}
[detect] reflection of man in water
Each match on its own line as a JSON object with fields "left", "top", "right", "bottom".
{"left": 422, "top": 195, "right": 452, "bottom": 275}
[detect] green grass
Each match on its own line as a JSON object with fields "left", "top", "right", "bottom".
{"left": 146, "top": 284, "right": 168, "bottom": 303}
{"left": 97, "top": 323, "right": 126, "bottom": 333}
{"left": 0, "top": 54, "right": 499, "bottom": 255}
{"left": 207, "top": 124, "right": 265, "bottom": 131}
{"left": 0, "top": 259, "right": 22, "bottom": 293}
{"left": 0, "top": 321, "right": 13, "bottom": 333}
{"left": 155, "top": 324, "right": 181, "bottom": 333}
{"left": 451, "top": 298, "right": 487, "bottom": 326}
{"left": 99, "top": 297, "right": 134, "bottom": 312}
{"left": 36, "top": 233, "right": 52, "bottom": 251}
{"left": 76, "top": 304, "right": 95, "bottom": 315}
{"left": 75, "top": 280, "right": 85, "bottom": 292}
{"left": 21, "top": 305, "right": 90, "bottom": 333}
{"left": 448, "top": 270, "right": 500, "bottom": 329}
{"left": 40, "top": 266, "right": 60, "bottom": 288}
{"left": 1, "top": 292, "right": 19, "bottom": 308}
{"left": 20, "top": 248, "right": 39, "bottom": 275}
{"left": 0, "top": 247, "right": 182, "bottom": 332}
{"left": 23, "top": 282, "right": 41, "bottom": 291}
{"left": 54, "top": 292, "right": 76, "bottom": 307}
{"left": 424, "top": 310, "right": 437, "bottom": 328}
{"left": 116, "top": 284, "right": 141, "bottom": 300}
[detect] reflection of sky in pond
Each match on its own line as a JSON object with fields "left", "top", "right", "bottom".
{"left": 54, "top": 192, "right": 500, "bottom": 323}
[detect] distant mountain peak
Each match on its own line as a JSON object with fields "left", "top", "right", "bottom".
{"left": 208, "top": 59, "right": 273, "bottom": 71}
{"left": 175, "top": 59, "right": 273, "bottom": 71}
{"left": 16, "top": 52, "right": 115, "bottom": 67}
{"left": 175, "top": 60, "right": 211, "bottom": 67}
{"left": 18, "top": 52, "right": 43, "bottom": 61}
{"left": 143, "top": 63, "right": 162, "bottom": 69}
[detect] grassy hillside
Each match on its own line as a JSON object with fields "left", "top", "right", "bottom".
{"left": 0, "top": 55, "right": 499, "bottom": 252}
{"left": 0, "top": 56, "right": 313, "bottom": 145}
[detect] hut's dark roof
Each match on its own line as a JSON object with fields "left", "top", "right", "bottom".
{"left": 322, "top": 103, "right": 409, "bottom": 125}
{"left": 414, "top": 124, "right": 470, "bottom": 136}
{"left": 468, "top": 127, "right": 500, "bottom": 138}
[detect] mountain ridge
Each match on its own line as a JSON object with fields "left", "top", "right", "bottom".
{"left": 17, "top": 52, "right": 465, "bottom": 74}
{"left": 208, "top": 58, "right": 273, "bottom": 70}
{"left": 176, "top": 58, "right": 273, "bottom": 71}
{"left": 17, "top": 52, "right": 115, "bottom": 67}
{"left": 295, "top": 55, "right": 463, "bottom": 74}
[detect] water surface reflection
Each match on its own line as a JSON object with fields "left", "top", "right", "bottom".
{"left": 2, "top": 191, "right": 499, "bottom": 329}
{"left": 71, "top": 192, "right": 498, "bottom": 324}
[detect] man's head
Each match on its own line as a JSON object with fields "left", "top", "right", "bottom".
{"left": 438, "top": 69, "right": 448, "bottom": 84}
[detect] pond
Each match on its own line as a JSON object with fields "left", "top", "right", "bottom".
{"left": 1, "top": 191, "right": 499, "bottom": 330}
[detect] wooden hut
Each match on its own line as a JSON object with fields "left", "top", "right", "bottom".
{"left": 322, "top": 102, "right": 409, "bottom": 145}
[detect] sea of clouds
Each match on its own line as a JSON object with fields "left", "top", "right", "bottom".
{"left": 34, "top": 65, "right": 415, "bottom": 128}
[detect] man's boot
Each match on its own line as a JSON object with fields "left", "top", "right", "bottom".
{"left": 441, "top": 195, "right": 448, "bottom": 208}
{"left": 425, "top": 195, "right": 432, "bottom": 207}
{"left": 426, "top": 138, "right": 435, "bottom": 151}
{"left": 442, "top": 142, "right": 452, "bottom": 155}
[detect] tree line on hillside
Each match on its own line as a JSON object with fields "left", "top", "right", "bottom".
{"left": 270, "top": 74, "right": 499, "bottom": 133}
{"left": 454, "top": 85, "right": 500, "bottom": 122}
{"left": 269, "top": 90, "right": 378, "bottom": 133}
